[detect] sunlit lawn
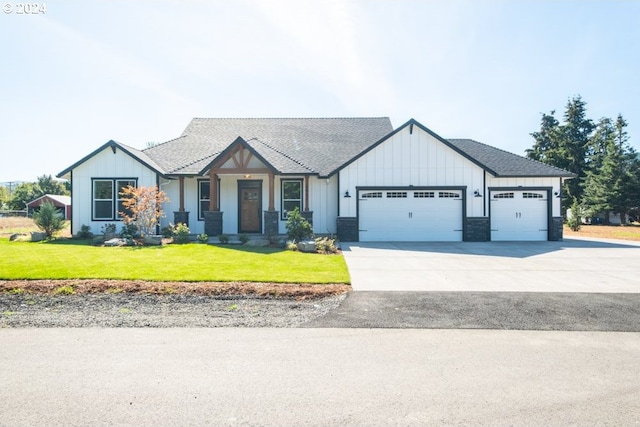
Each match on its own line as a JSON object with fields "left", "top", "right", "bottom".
{"left": 564, "top": 223, "right": 640, "bottom": 242}
{"left": 0, "top": 239, "right": 350, "bottom": 283}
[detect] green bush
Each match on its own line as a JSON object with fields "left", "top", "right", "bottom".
{"left": 101, "top": 223, "right": 117, "bottom": 240}
{"left": 173, "top": 223, "right": 191, "bottom": 244}
{"left": 218, "top": 234, "right": 230, "bottom": 244}
{"left": 161, "top": 225, "right": 175, "bottom": 238}
{"left": 76, "top": 225, "right": 94, "bottom": 239}
{"left": 285, "top": 207, "right": 313, "bottom": 242}
{"left": 315, "top": 237, "right": 338, "bottom": 254}
{"left": 33, "top": 201, "right": 65, "bottom": 239}
{"left": 567, "top": 199, "right": 582, "bottom": 232}
{"left": 120, "top": 223, "right": 140, "bottom": 239}
{"left": 239, "top": 234, "right": 250, "bottom": 245}
{"left": 197, "top": 233, "right": 209, "bottom": 244}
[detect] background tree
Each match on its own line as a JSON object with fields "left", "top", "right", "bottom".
{"left": 119, "top": 185, "right": 169, "bottom": 237}
{"left": 33, "top": 201, "right": 65, "bottom": 239}
{"left": 36, "top": 174, "right": 69, "bottom": 196}
{"left": 527, "top": 96, "right": 595, "bottom": 203}
{"left": 582, "top": 115, "right": 639, "bottom": 224}
{"left": 0, "top": 186, "right": 9, "bottom": 209}
{"left": 7, "top": 175, "right": 69, "bottom": 210}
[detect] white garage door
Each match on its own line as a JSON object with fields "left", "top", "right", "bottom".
{"left": 359, "top": 190, "right": 463, "bottom": 242}
{"left": 490, "top": 191, "right": 548, "bottom": 241}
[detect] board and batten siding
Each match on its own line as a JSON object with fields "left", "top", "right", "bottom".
{"left": 71, "top": 147, "right": 159, "bottom": 235}
{"left": 338, "top": 125, "right": 485, "bottom": 217}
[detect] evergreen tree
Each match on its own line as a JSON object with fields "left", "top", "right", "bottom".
{"left": 582, "top": 115, "right": 639, "bottom": 224}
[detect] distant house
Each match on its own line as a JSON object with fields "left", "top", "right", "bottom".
{"left": 57, "top": 117, "right": 575, "bottom": 241}
{"left": 26, "top": 194, "right": 71, "bottom": 220}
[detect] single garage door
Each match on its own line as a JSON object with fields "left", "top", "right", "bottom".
{"left": 359, "top": 189, "right": 463, "bottom": 241}
{"left": 490, "top": 190, "right": 548, "bottom": 241}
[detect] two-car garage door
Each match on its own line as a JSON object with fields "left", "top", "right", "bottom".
{"left": 358, "top": 189, "right": 463, "bottom": 242}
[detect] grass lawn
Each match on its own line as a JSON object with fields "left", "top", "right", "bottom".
{"left": 563, "top": 223, "right": 640, "bottom": 242}
{"left": 0, "top": 238, "right": 350, "bottom": 283}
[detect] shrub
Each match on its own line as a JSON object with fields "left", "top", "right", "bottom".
{"left": 161, "top": 225, "right": 175, "bottom": 238}
{"left": 120, "top": 223, "right": 140, "bottom": 239}
{"left": 33, "top": 201, "right": 65, "bottom": 239}
{"left": 286, "top": 241, "right": 298, "bottom": 251}
{"left": 119, "top": 185, "right": 169, "bottom": 237}
{"left": 239, "top": 234, "right": 250, "bottom": 245}
{"left": 53, "top": 285, "right": 75, "bottom": 295}
{"left": 218, "top": 234, "right": 230, "bottom": 244}
{"left": 315, "top": 237, "right": 338, "bottom": 254}
{"left": 173, "top": 223, "right": 191, "bottom": 244}
{"left": 76, "top": 225, "right": 94, "bottom": 239}
{"left": 101, "top": 223, "right": 117, "bottom": 240}
{"left": 285, "top": 207, "right": 313, "bottom": 242}
{"left": 567, "top": 199, "right": 582, "bottom": 232}
{"left": 197, "top": 233, "right": 209, "bottom": 244}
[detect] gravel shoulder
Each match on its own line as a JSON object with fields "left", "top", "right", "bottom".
{"left": 0, "top": 293, "right": 347, "bottom": 327}
{"left": 0, "top": 280, "right": 350, "bottom": 328}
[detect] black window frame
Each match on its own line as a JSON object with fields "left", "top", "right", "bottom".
{"left": 91, "top": 178, "right": 137, "bottom": 221}
{"left": 198, "top": 178, "right": 221, "bottom": 221}
{"left": 281, "top": 179, "right": 303, "bottom": 220}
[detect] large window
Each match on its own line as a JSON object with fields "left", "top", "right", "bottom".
{"left": 281, "top": 179, "right": 303, "bottom": 220}
{"left": 198, "top": 179, "right": 220, "bottom": 220}
{"left": 92, "top": 179, "right": 136, "bottom": 221}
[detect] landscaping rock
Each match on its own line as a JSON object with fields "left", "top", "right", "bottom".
{"left": 30, "top": 232, "right": 46, "bottom": 242}
{"left": 104, "top": 238, "right": 127, "bottom": 247}
{"left": 143, "top": 236, "right": 162, "bottom": 246}
{"left": 9, "top": 233, "right": 27, "bottom": 241}
{"left": 297, "top": 240, "right": 317, "bottom": 253}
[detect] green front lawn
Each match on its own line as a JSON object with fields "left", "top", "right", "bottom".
{"left": 0, "top": 239, "right": 350, "bottom": 283}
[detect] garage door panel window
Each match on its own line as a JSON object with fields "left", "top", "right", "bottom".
{"left": 493, "top": 192, "right": 514, "bottom": 199}
{"left": 415, "top": 191, "right": 435, "bottom": 198}
{"left": 361, "top": 192, "right": 382, "bottom": 198}
{"left": 522, "top": 192, "right": 544, "bottom": 199}
{"left": 386, "top": 192, "right": 407, "bottom": 198}
{"left": 439, "top": 192, "right": 460, "bottom": 198}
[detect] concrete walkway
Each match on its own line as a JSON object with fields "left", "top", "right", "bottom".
{"left": 341, "top": 237, "right": 640, "bottom": 292}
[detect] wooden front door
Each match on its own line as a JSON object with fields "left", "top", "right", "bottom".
{"left": 238, "top": 181, "right": 262, "bottom": 233}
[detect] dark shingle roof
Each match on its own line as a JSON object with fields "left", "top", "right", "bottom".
{"left": 143, "top": 117, "right": 394, "bottom": 176}
{"left": 447, "top": 138, "right": 575, "bottom": 177}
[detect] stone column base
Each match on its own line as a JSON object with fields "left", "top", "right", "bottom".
{"left": 173, "top": 211, "right": 190, "bottom": 227}
{"left": 203, "top": 211, "right": 223, "bottom": 236}
{"left": 549, "top": 217, "right": 563, "bottom": 241}
{"left": 336, "top": 217, "right": 358, "bottom": 242}
{"left": 464, "top": 217, "right": 490, "bottom": 242}
{"left": 264, "top": 211, "right": 279, "bottom": 236}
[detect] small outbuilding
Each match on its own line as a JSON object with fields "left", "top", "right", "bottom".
{"left": 26, "top": 194, "right": 71, "bottom": 220}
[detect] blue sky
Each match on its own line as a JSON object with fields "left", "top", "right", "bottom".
{"left": 2, "top": 0, "right": 639, "bottom": 183}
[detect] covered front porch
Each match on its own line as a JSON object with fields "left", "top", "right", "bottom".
{"left": 170, "top": 139, "right": 313, "bottom": 236}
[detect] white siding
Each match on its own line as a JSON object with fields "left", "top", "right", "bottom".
{"left": 338, "top": 126, "right": 485, "bottom": 217}
{"left": 71, "top": 146, "right": 158, "bottom": 235}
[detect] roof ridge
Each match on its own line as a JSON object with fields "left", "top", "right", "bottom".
{"left": 189, "top": 117, "right": 390, "bottom": 121}
{"left": 248, "top": 137, "right": 316, "bottom": 173}
{"left": 448, "top": 138, "right": 571, "bottom": 174}
{"left": 142, "top": 135, "right": 187, "bottom": 152}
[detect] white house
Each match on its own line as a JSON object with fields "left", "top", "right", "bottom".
{"left": 57, "top": 117, "right": 574, "bottom": 242}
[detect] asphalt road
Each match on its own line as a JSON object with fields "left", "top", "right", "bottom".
{"left": 303, "top": 291, "right": 640, "bottom": 331}
{"left": 1, "top": 328, "right": 639, "bottom": 427}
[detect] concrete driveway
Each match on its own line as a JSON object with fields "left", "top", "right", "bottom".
{"left": 341, "top": 237, "right": 640, "bottom": 292}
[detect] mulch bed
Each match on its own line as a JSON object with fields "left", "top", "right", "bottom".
{"left": 0, "top": 280, "right": 351, "bottom": 300}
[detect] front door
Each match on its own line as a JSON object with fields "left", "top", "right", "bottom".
{"left": 238, "top": 181, "right": 262, "bottom": 233}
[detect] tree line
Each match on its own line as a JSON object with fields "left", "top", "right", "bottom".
{"left": 0, "top": 175, "right": 70, "bottom": 211}
{"left": 527, "top": 95, "right": 640, "bottom": 224}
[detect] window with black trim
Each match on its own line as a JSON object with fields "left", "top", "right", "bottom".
{"left": 281, "top": 179, "right": 303, "bottom": 220}
{"left": 92, "top": 178, "right": 136, "bottom": 221}
{"left": 198, "top": 179, "right": 221, "bottom": 220}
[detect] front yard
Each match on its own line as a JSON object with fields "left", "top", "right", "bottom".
{"left": 0, "top": 238, "right": 350, "bottom": 283}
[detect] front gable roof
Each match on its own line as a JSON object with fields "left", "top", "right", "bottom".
{"left": 57, "top": 140, "right": 166, "bottom": 179}
{"left": 332, "top": 118, "right": 576, "bottom": 178}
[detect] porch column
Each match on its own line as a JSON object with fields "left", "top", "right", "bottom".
{"left": 173, "top": 176, "right": 189, "bottom": 226}
{"left": 179, "top": 176, "right": 185, "bottom": 211}
{"left": 301, "top": 175, "right": 313, "bottom": 226}
{"left": 204, "top": 170, "right": 222, "bottom": 236}
{"left": 209, "top": 170, "right": 218, "bottom": 211}
{"left": 268, "top": 172, "right": 275, "bottom": 211}
{"left": 264, "top": 172, "right": 278, "bottom": 236}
